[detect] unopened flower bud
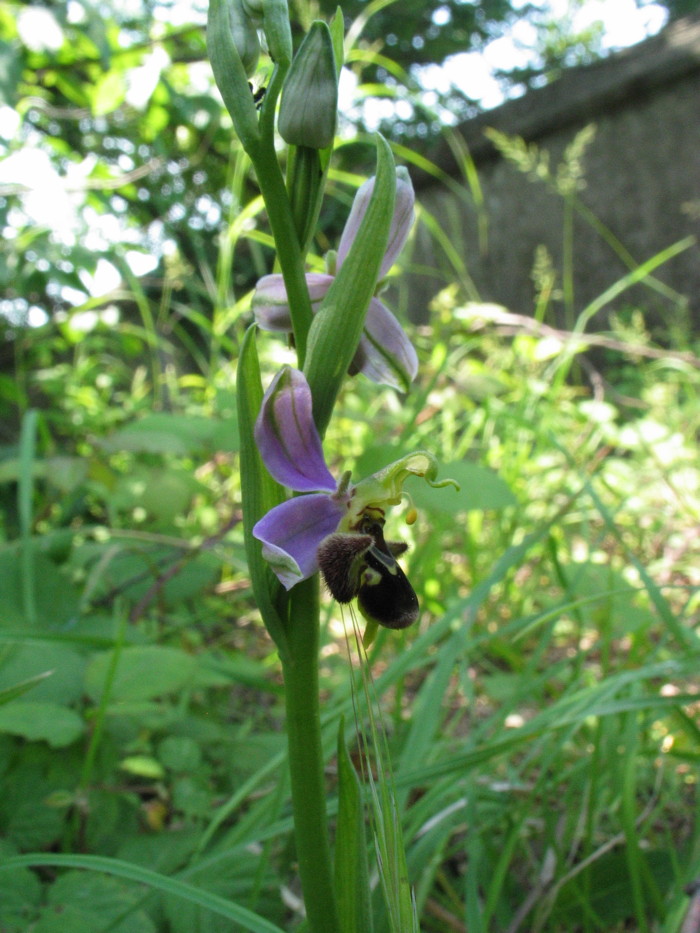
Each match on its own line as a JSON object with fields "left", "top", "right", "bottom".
{"left": 279, "top": 21, "right": 337, "bottom": 149}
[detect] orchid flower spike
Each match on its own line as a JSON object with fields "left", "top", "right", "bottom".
{"left": 252, "top": 366, "right": 458, "bottom": 627}
{"left": 252, "top": 168, "right": 418, "bottom": 392}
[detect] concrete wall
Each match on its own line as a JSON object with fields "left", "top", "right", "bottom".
{"left": 407, "top": 12, "right": 700, "bottom": 335}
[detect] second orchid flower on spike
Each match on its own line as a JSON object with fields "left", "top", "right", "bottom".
{"left": 252, "top": 366, "right": 458, "bottom": 632}
{"left": 253, "top": 168, "right": 418, "bottom": 392}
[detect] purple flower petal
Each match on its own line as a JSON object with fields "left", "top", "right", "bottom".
{"left": 336, "top": 175, "right": 374, "bottom": 270}
{"left": 378, "top": 173, "right": 415, "bottom": 279}
{"left": 253, "top": 273, "right": 335, "bottom": 331}
{"left": 305, "top": 273, "right": 335, "bottom": 304}
{"left": 255, "top": 367, "right": 336, "bottom": 492}
{"left": 351, "top": 298, "right": 418, "bottom": 391}
{"left": 252, "top": 274, "right": 292, "bottom": 332}
{"left": 253, "top": 493, "right": 346, "bottom": 588}
{"left": 336, "top": 171, "right": 414, "bottom": 279}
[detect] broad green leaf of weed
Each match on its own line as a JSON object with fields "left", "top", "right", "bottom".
{"left": 99, "top": 412, "right": 239, "bottom": 455}
{"left": 0, "top": 547, "right": 81, "bottom": 629}
{"left": 0, "top": 854, "right": 286, "bottom": 933}
{"left": 406, "top": 461, "right": 516, "bottom": 512}
{"left": 158, "top": 735, "right": 202, "bottom": 773}
{"left": 3, "top": 794, "right": 65, "bottom": 851}
{"left": 41, "top": 870, "right": 156, "bottom": 933}
{"left": 110, "top": 465, "right": 203, "bottom": 524}
{"left": 84, "top": 645, "right": 197, "bottom": 702}
{"left": 0, "top": 643, "right": 85, "bottom": 705}
{"left": 0, "top": 700, "right": 83, "bottom": 747}
{"left": 0, "top": 840, "right": 41, "bottom": 931}
{"left": 78, "top": 544, "right": 222, "bottom": 607}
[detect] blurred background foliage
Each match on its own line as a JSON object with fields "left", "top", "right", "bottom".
{"left": 1, "top": 0, "right": 695, "bottom": 388}
{"left": 1, "top": 1, "right": 699, "bottom": 931}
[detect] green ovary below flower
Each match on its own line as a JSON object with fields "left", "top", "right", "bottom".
{"left": 252, "top": 366, "right": 458, "bottom": 629}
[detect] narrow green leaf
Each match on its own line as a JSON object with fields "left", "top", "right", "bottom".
{"left": 237, "top": 325, "right": 290, "bottom": 657}
{"left": 0, "top": 854, "right": 285, "bottom": 933}
{"left": 574, "top": 235, "right": 696, "bottom": 336}
{"left": 367, "top": 738, "right": 418, "bottom": 932}
{"left": 335, "top": 719, "right": 373, "bottom": 933}
{"left": 304, "top": 134, "right": 396, "bottom": 436}
{"left": 0, "top": 671, "right": 53, "bottom": 706}
{"left": 329, "top": 7, "right": 346, "bottom": 75}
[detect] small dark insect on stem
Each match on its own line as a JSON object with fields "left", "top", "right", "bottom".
{"left": 248, "top": 81, "right": 267, "bottom": 109}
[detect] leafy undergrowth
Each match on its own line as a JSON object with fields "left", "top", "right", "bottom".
{"left": 0, "top": 301, "right": 699, "bottom": 932}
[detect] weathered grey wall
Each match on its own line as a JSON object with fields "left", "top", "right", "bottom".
{"left": 406, "top": 12, "right": 700, "bottom": 333}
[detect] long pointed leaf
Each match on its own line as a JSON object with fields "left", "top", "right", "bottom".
{"left": 0, "top": 853, "right": 284, "bottom": 933}
{"left": 237, "top": 325, "right": 290, "bottom": 657}
{"left": 336, "top": 718, "right": 373, "bottom": 933}
{"left": 304, "top": 134, "right": 396, "bottom": 436}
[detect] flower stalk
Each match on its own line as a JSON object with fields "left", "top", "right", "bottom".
{"left": 208, "top": 0, "right": 315, "bottom": 360}
{"left": 283, "top": 578, "right": 340, "bottom": 933}
{"left": 248, "top": 142, "right": 315, "bottom": 362}
{"left": 206, "top": 4, "right": 452, "bottom": 929}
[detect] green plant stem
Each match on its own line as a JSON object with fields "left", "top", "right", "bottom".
{"left": 18, "top": 408, "right": 38, "bottom": 626}
{"left": 248, "top": 133, "right": 314, "bottom": 366}
{"left": 281, "top": 576, "right": 340, "bottom": 933}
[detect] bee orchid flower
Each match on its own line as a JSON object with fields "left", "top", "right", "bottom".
{"left": 252, "top": 366, "right": 457, "bottom": 627}
{"left": 252, "top": 169, "right": 419, "bottom": 392}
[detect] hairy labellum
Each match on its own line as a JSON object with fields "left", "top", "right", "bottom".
{"left": 317, "top": 517, "right": 419, "bottom": 630}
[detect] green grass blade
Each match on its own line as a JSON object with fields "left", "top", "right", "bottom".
{"left": 336, "top": 718, "right": 374, "bottom": 933}
{"left": 0, "top": 853, "right": 284, "bottom": 933}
